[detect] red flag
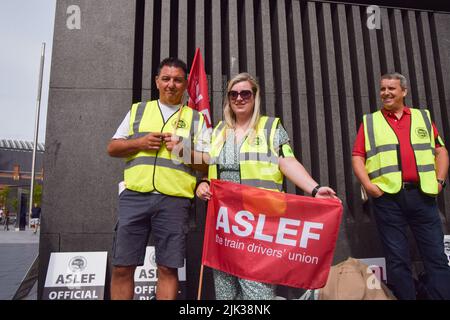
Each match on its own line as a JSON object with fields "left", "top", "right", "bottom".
{"left": 202, "top": 179, "right": 343, "bottom": 289}
{"left": 187, "top": 48, "right": 212, "bottom": 128}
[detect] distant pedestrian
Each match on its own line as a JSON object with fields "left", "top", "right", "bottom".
{"left": 30, "top": 203, "right": 41, "bottom": 234}
{"left": 3, "top": 208, "right": 10, "bottom": 231}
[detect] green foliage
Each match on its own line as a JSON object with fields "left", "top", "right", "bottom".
{"left": 11, "top": 197, "right": 18, "bottom": 212}
{"left": 33, "top": 184, "right": 43, "bottom": 206}
{"left": 0, "top": 186, "right": 10, "bottom": 208}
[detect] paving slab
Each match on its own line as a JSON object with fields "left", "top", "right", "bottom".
{"left": 0, "top": 228, "right": 39, "bottom": 300}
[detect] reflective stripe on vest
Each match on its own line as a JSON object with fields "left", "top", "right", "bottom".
{"left": 124, "top": 100, "right": 203, "bottom": 198}
{"left": 363, "top": 108, "right": 438, "bottom": 195}
{"left": 208, "top": 116, "right": 283, "bottom": 192}
{"left": 125, "top": 156, "right": 195, "bottom": 176}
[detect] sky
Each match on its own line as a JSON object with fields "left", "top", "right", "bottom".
{"left": 0, "top": 0, "right": 56, "bottom": 143}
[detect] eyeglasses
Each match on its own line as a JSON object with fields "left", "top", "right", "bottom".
{"left": 228, "top": 90, "right": 254, "bottom": 101}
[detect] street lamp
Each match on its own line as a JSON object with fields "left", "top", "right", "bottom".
{"left": 28, "top": 43, "right": 45, "bottom": 229}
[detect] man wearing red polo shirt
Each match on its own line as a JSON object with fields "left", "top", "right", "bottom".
{"left": 352, "top": 73, "right": 450, "bottom": 300}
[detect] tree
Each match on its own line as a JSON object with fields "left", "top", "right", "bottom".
{"left": 11, "top": 197, "right": 18, "bottom": 213}
{"left": 0, "top": 186, "right": 10, "bottom": 209}
{"left": 33, "top": 184, "right": 43, "bottom": 206}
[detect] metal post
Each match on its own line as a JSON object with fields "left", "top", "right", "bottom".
{"left": 28, "top": 43, "right": 46, "bottom": 229}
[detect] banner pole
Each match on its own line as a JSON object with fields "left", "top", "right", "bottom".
{"left": 197, "top": 264, "right": 205, "bottom": 300}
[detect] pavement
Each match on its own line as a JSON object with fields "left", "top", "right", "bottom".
{"left": 0, "top": 226, "right": 39, "bottom": 300}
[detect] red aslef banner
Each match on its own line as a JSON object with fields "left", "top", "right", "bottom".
{"left": 202, "top": 179, "right": 343, "bottom": 289}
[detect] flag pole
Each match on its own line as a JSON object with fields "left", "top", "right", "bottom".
{"left": 28, "top": 42, "right": 46, "bottom": 228}
{"left": 197, "top": 264, "right": 205, "bottom": 300}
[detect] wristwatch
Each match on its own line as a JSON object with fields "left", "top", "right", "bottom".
{"left": 437, "top": 179, "right": 447, "bottom": 189}
{"left": 311, "top": 185, "right": 321, "bottom": 197}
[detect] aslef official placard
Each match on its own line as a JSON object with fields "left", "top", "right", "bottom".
{"left": 43, "top": 251, "right": 108, "bottom": 300}
{"left": 133, "top": 246, "right": 186, "bottom": 300}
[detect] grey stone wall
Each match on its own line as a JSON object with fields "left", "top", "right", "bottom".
{"left": 39, "top": 0, "right": 136, "bottom": 299}
{"left": 40, "top": 0, "right": 450, "bottom": 299}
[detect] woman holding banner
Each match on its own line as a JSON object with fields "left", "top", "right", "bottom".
{"left": 196, "top": 72, "right": 338, "bottom": 300}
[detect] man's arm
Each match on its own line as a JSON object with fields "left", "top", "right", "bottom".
{"left": 107, "top": 132, "right": 163, "bottom": 158}
{"left": 352, "top": 155, "right": 384, "bottom": 198}
{"left": 435, "top": 146, "right": 449, "bottom": 193}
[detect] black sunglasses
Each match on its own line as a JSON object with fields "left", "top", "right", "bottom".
{"left": 228, "top": 90, "right": 254, "bottom": 101}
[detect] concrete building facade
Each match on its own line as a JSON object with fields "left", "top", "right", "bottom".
{"left": 0, "top": 139, "right": 44, "bottom": 230}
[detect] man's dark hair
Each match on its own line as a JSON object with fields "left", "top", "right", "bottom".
{"left": 157, "top": 57, "right": 188, "bottom": 79}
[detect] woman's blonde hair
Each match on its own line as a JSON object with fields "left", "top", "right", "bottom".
{"left": 223, "top": 73, "right": 261, "bottom": 132}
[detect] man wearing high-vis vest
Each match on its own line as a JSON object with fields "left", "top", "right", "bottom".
{"left": 107, "top": 57, "right": 209, "bottom": 300}
{"left": 352, "top": 73, "right": 450, "bottom": 300}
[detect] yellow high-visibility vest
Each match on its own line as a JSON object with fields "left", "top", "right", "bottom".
{"left": 208, "top": 116, "right": 283, "bottom": 192}
{"left": 363, "top": 108, "right": 440, "bottom": 195}
{"left": 124, "top": 100, "right": 204, "bottom": 198}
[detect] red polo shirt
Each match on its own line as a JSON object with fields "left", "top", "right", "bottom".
{"left": 352, "top": 107, "right": 443, "bottom": 182}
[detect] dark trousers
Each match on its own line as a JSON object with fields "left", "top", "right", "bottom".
{"left": 373, "top": 188, "right": 450, "bottom": 300}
